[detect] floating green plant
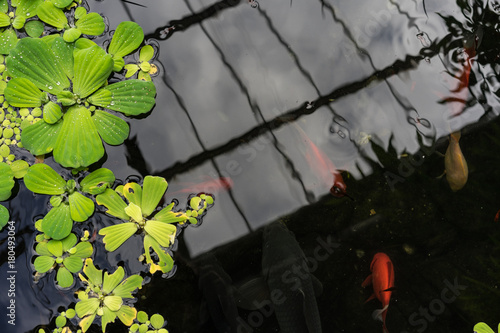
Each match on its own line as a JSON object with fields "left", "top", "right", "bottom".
{"left": 124, "top": 45, "right": 158, "bottom": 81}
{"left": 24, "top": 164, "right": 115, "bottom": 239}
{"left": 76, "top": 258, "right": 143, "bottom": 332}
{"left": 34, "top": 232, "right": 93, "bottom": 288}
{"left": 130, "top": 311, "right": 168, "bottom": 333}
{"left": 37, "top": 3, "right": 104, "bottom": 42}
{"left": 97, "top": 176, "right": 214, "bottom": 274}
{"left": 0, "top": 0, "right": 43, "bottom": 53}
{"left": 5, "top": 35, "right": 156, "bottom": 168}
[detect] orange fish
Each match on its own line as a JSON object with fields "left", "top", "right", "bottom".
{"left": 362, "top": 253, "right": 395, "bottom": 333}
{"left": 170, "top": 177, "right": 233, "bottom": 195}
{"left": 494, "top": 209, "right": 500, "bottom": 223}
{"left": 294, "top": 124, "right": 348, "bottom": 198}
{"left": 444, "top": 131, "right": 468, "bottom": 191}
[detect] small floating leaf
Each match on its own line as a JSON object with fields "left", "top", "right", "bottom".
{"left": 123, "top": 182, "right": 142, "bottom": 208}
{"left": 21, "top": 120, "right": 62, "bottom": 156}
{"left": 63, "top": 27, "right": 81, "bottom": 43}
{"left": 43, "top": 101, "right": 63, "bottom": 124}
{"left": 57, "top": 266, "right": 74, "bottom": 288}
{"left": 139, "top": 45, "right": 154, "bottom": 62}
{"left": 98, "top": 222, "right": 138, "bottom": 252}
{"left": 4, "top": 78, "right": 45, "bottom": 107}
{"left": 73, "top": 45, "right": 113, "bottom": 99}
{"left": 63, "top": 255, "right": 84, "bottom": 273}
{"left": 36, "top": 2, "right": 68, "bottom": 30}
{"left": 93, "top": 110, "right": 129, "bottom": 146}
{"left": 0, "top": 29, "right": 18, "bottom": 55}
{"left": 34, "top": 255, "right": 56, "bottom": 273}
{"left": 141, "top": 176, "right": 167, "bottom": 217}
{"left": 108, "top": 21, "right": 144, "bottom": 58}
{"left": 76, "top": 12, "right": 105, "bottom": 36}
{"left": 96, "top": 188, "right": 129, "bottom": 220}
{"left": 68, "top": 191, "right": 94, "bottom": 222}
{"left": 25, "top": 20, "right": 45, "bottom": 38}
{"left": 80, "top": 168, "right": 115, "bottom": 195}
{"left": 144, "top": 220, "right": 176, "bottom": 247}
{"left": 102, "top": 266, "right": 125, "bottom": 294}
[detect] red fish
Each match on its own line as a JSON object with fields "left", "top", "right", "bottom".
{"left": 362, "top": 253, "right": 395, "bottom": 333}
{"left": 170, "top": 177, "right": 233, "bottom": 195}
{"left": 494, "top": 209, "right": 500, "bottom": 223}
{"left": 293, "top": 124, "right": 348, "bottom": 198}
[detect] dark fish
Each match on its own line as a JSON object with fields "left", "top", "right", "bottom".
{"left": 261, "top": 222, "right": 323, "bottom": 333}
{"left": 194, "top": 252, "right": 241, "bottom": 333}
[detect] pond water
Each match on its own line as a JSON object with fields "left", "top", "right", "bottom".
{"left": 1, "top": 0, "right": 500, "bottom": 332}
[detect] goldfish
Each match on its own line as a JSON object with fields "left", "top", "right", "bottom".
{"left": 170, "top": 176, "right": 233, "bottom": 195}
{"left": 444, "top": 131, "right": 468, "bottom": 191}
{"left": 494, "top": 209, "right": 500, "bottom": 223}
{"left": 293, "top": 123, "right": 348, "bottom": 198}
{"left": 362, "top": 252, "right": 395, "bottom": 333}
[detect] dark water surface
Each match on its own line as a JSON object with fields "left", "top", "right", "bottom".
{"left": 1, "top": 0, "right": 500, "bottom": 332}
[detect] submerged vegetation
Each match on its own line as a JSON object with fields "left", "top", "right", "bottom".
{"left": 0, "top": 0, "right": 215, "bottom": 332}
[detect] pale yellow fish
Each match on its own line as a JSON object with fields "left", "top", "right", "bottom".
{"left": 444, "top": 131, "right": 468, "bottom": 191}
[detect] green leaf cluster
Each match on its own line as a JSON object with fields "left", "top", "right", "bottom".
{"left": 97, "top": 176, "right": 214, "bottom": 274}
{"left": 76, "top": 258, "right": 143, "bottom": 332}
{"left": 34, "top": 233, "right": 93, "bottom": 288}
{"left": 24, "top": 164, "right": 115, "bottom": 239}
{"left": 124, "top": 45, "right": 158, "bottom": 82}
{"left": 130, "top": 311, "right": 168, "bottom": 333}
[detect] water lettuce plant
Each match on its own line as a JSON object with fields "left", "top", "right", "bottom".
{"left": 6, "top": 33, "right": 156, "bottom": 168}
{"left": 76, "top": 258, "right": 143, "bottom": 332}
{"left": 34, "top": 232, "right": 93, "bottom": 287}
{"left": 24, "top": 164, "right": 115, "bottom": 239}
{"left": 124, "top": 45, "right": 158, "bottom": 81}
{"left": 97, "top": 176, "right": 214, "bottom": 274}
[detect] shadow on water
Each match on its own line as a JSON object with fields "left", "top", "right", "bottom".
{"left": 1, "top": 0, "right": 500, "bottom": 332}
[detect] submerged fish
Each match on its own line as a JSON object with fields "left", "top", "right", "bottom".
{"left": 293, "top": 124, "right": 348, "bottom": 198}
{"left": 444, "top": 131, "right": 468, "bottom": 191}
{"left": 261, "top": 222, "right": 323, "bottom": 333}
{"left": 194, "top": 252, "right": 242, "bottom": 333}
{"left": 170, "top": 177, "right": 233, "bottom": 195}
{"left": 362, "top": 253, "right": 395, "bottom": 333}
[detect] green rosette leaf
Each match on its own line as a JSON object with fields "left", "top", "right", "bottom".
{"left": 74, "top": 6, "right": 87, "bottom": 19}
{"left": 55, "top": 315, "right": 67, "bottom": 328}
{"left": 122, "top": 183, "right": 142, "bottom": 208}
{"left": 53, "top": 105, "right": 104, "bottom": 168}
{"left": 143, "top": 235, "right": 174, "bottom": 274}
{"left": 96, "top": 188, "right": 129, "bottom": 219}
{"left": 68, "top": 191, "right": 94, "bottom": 222}
{"left": 34, "top": 255, "right": 56, "bottom": 273}
{"left": 0, "top": 28, "right": 18, "bottom": 55}
{"left": 101, "top": 306, "right": 118, "bottom": 333}
{"left": 63, "top": 27, "right": 81, "bottom": 43}
{"left": 143, "top": 220, "right": 176, "bottom": 248}
{"left": 76, "top": 12, "right": 105, "bottom": 36}
{"left": 116, "top": 305, "right": 137, "bottom": 327}
{"left": 4, "top": 78, "right": 45, "bottom": 107}
{"left": 0, "top": 205, "right": 8, "bottom": 229}
{"left": 137, "top": 70, "right": 151, "bottom": 82}
{"left": 43, "top": 101, "right": 63, "bottom": 124}
{"left": 6, "top": 38, "right": 70, "bottom": 93}
{"left": 75, "top": 297, "right": 100, "bottom": 318}
{"left": 80, "top": 168, "right": 115, "bottom": 195}
{"left": 139, "top": 45, "right": 155, "bottom": 62}
{"left": 88, "top": 80, "right": 156, "bottom": 115}
{"left": 141, "top": 176, "right": 168, "bottom": 217}
{"left": 124, "top": 202, "right": 142, "bottom": 222}
{"left": 57, "top": 266, "right": 75, "bottom": 288}
{"left": 103, "top": 295, "right": 123, "bottom": 312}
{"left": 52, "top": 37, "right": 74, "bottom": 80}
{"left": 72, "top": 241, "right": 93, "bottom": 258}
{"left": 24, "top": 164, "right": 66, "bottom": 195}
{"left": 79, "top": 313, "right": 96, "bottom": 333}
{"left": 73, "top": 45, "right": 113, "bottom": 99}
{"left": 61, "top": 233, "right": 77, "bottom": 251}
{"left": 47, "top": 239, "right": 63, "bottom": 257}
{"left": 11, "top": 15, "right": 25, "bottom": 30}
{"left": 15, "top": 0, "right": 43, "bottom": 18}
{"left": 42, "top": 204, "right": 72, "bottom": 240}
{"left": 473, "top": 323, "right": 495, "bottom": 333}
{"left": 154, "top": 206, "right": 188, "bottom": 224}
{"left": 25, "top": 20, "right": 45, "bottom": 38}
{"left": 56, "top": 91, "right": 76, "bottom": 106}
{"left": 137, "top": 311, "right": 148, "bottom": 323}
{"left": 111, "top": 275, "right": 143, "bottom": 299}
{"left": 21, "top": 120, "right": 62, "bottom": 156}
{"left": 36, "top": 1, "right": 68, "bottom": 30}
{"left": 124, "top": 64, "right": 139, "bottom": 78}
{"left": 51, "top": 0, "right": 73, "bottom": 8}
{"left": 0, "top": 12, "right": 9, "bottom": 27}
{"left": 82, "top": 258, "right": 102, "bottom": 286}
{"left": 35, "top": 242, "right": 52, "bottom": 257}
{"left": 9, "top": 160, "right": 29, "bottom": 179}
{"left": 102, "top": 266, "right": 124, "bottom": 294}
{"left": 63, "top": 255, "right": 84, "bottom": 273}
{"left": 0, "top": 163, "right": 14, "bottom": 201}
{"left": 93, "top": 110, "right": 129, "bottom": 146}
{"left": 108, "top": 21, "right": 144, "bottom": 58}
{"left": 98, "top": 222, "right": 138, "bottom": 252}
